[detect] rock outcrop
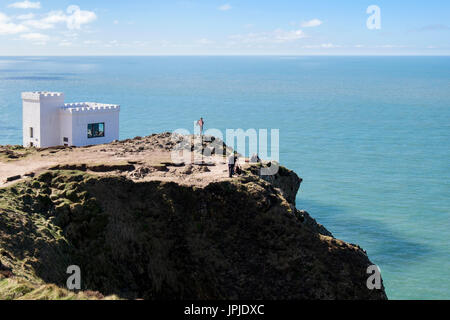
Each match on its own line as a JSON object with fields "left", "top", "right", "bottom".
{"left": 0, "top": 134, "right": 387, "bottom": 300}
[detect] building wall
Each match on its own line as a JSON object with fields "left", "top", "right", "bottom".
{"left": 22, "top": 92, "right": 65, "bottom": 148}
{"left": 39, "top": 95, "right": 65, "bottom": 148}
{"left": 69, "top": 110, "right": 120, "bottom": 147}
{"left": 60, "top": 112, "right": 73, "bottom": 146}
{"left": 22, "top": 97, "right": 40, "bottom": 147}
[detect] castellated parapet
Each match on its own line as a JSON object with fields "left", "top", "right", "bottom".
{"left": 62, "top": 103, "right": 120, "bottom": 113}
{"left": 22, "top": 92, "right": 65, "bottom": 101}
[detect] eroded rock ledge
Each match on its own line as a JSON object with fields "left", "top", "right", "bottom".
{"left": 0, "top": 133, "right": 387, "bottom": 300}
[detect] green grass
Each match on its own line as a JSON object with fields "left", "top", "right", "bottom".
{"left": 0, "top": 170, "right": 121, "bottom": 300}
{"left": 0, "top": 145, "right": 36, "bottom": 162}
{"left": 0, "top": 277, "right": 120, "bottom": 300}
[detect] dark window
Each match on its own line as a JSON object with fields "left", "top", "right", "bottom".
{"left": 87, "top": 123, "right": 105, "bottom": 139}
{"left": 63, "top": 137, "right": 69, "bottom": 142}
{"left": 30, "top": 127, "right": 33, "bottom": 138}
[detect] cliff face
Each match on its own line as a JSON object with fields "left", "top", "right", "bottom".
{"left": 0, "top": 134, "right": 387, "bottom": 300}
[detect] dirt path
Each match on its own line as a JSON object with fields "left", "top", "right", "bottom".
{"left": 0, "top": 134, "right": 241, "bottom": 188}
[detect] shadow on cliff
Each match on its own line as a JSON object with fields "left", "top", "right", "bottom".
{"left": 296, "top": 198, "right": 434, "bottom": 266}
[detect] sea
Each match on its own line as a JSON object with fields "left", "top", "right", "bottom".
{"left": 0, "top": 56, "right": 449, "bottom": 299}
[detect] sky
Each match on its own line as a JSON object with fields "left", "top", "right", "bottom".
{"left": 0, "top": 0, "right": 449, "bottom": 55}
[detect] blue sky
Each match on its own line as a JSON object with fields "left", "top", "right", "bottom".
{"left": 0, "top": 0, "right": 449, "bottom": 55}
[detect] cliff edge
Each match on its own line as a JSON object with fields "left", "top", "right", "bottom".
{"left": 0, "top": 133, "right": 387, "bottom": 300}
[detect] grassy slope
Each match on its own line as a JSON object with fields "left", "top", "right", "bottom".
{"left": 0, "top": 277, "right": 119, "bottom": 300}
{"left": 0, "top": 170, "right": 119, "bottom": 300}
{"left": 0, "top": 145, "right": 35, "bottom": 162}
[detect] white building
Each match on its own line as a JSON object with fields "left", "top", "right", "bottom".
{"left": 22, "top": 92, "right": 120, "bottom": 148}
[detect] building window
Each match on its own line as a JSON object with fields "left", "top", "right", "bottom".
{"left": 63, "top": 137, "right": 69, "bottom": 142}
{"left": 30, "top": 127, "right": 33, "bottom": 138}
{"left": 88, "top": 123, "right": 105, "bottom": 138}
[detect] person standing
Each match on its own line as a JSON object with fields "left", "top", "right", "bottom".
{"left": 228, "top": 152, "right": 236, "bottom": 178}
{"left": 197, "top": 117, "right": 205, "bottom": 136}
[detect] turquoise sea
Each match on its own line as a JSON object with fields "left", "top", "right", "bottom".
{"left": 0, "top": 56, "right": 449, "bottom": 299}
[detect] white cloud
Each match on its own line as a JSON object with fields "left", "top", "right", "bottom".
{"left": 23, "top": 6, "right": 96, "bottom": 31}
{"left": 83, "top": 40, "right": 99, "bottom": 45}
{"left": 302, "top": 43, "right": 340, "bottom": 49}
{"left": 218, "top": 4, "right": 232, "bottom": 11}
{"left": 274, "top": 29, "right": 305, "bottom": 42}
{"left": 301, "top": 19, "right": 323, "bottom": 28}
{"left": 16, "top": 13, "right": 34, "bottom": 20}
{"left": 23, "top": 19, "right": 53, "bottom": 29}
{"left": 42, "top": 11, "right": 67, "bottom": 24}
{"left": 62, "top": 31, "right": 79, "bottom": 38}
{"left": 376, "top": 44, "right": 407, "bottom": 48}
{"left": 66, "top": 5, "right": 97, "bottom": 30}
{"left": 1, "top": 12, "right": 10, "bottom": 23}
{"left": 20, "top": 32, "right": 49, "bottom": 41}
{"left": 320, "top": 43, "right": 338, "bottom": 48}
{"left": 132, "top": 40, "right": 148, "bottom": 47}
{"left": 113, "top": 20, "right": 118, "bottom": 25}
{"left": 229, "top": 29, "right": 305, "bottom": 45}
{"left": 0, "top": 12, "right": 28, "bottom": 34}
{"left": 0, "top": 5, "right": 96, "bottom": 47}
{"left": 8, "top": 1, "right": 41, "bottom": 9}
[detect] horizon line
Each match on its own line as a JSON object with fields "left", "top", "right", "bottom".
{"left": 0, "top": 54, "right": 449, "bottom": 57}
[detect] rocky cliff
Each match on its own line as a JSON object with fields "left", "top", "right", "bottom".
{"left": 0, "top": 134, "right": 387, "bottom": 300}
